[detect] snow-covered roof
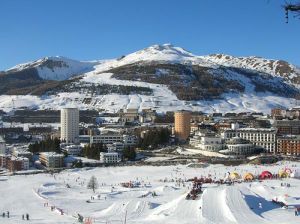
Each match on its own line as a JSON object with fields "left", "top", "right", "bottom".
{"left": 40, "top": 152, "right": 64, "bottom": 158}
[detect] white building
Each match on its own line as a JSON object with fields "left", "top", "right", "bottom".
{"left": 60, "top": 108, "right": 79, "bottom": 144}
{"left": 107, "top": 142, "right": 125, "bottom": 152}
{"left": 190, "top": 131, "right": 223, "bottom": 152}
{"left": 221, "top": 128, "right": 276, "bottom": 153}
{"left": 39, "top": 152, "right": 64, "bottom": 168}
{"left": 197, "top": 136, "right": 223, "bottom": 151}
{"left": 123, "top": 135, "right": 138, "bottom": 147}
{"left": 100, "top": 152, "right": 121, "bottom": 164}
{"left": 61, "top": 144, "right": 82, "bottom": 156}
{"left": 220, "top": 129, "right": 237, "bottom": 140}
{"left": 89, "top": 131, "right": 137, "bottom": 147}
{"left": 225, "top": 137, "right": 255, "bottom": 155}
{"left": 90, "top": 132, "right": 123, "bottom": 144}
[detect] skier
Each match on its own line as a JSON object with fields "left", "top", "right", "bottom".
{"left": 22, "top": 214, "right": 24, "bottom": 220}
{"left": 26, "top": 213, "right": 29, "bottom": 220}
{"left": 6, "top": 211, "right": 9, "bottom": 218}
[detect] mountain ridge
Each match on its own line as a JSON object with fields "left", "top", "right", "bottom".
{"left": 3, "top": 44, "right": 299, "bottom": 82}
{"left": 0, "top": 44, "right": 299, "bottom": 113}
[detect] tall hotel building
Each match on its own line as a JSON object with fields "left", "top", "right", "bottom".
{"left": 60, "top": 108, "right": 79, "bottom": 144}
{"left": 174, "top": 111, "right": 191, "bottom": 141}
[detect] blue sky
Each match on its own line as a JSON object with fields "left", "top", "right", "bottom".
{"left": 0, "top": 0, "right": 299, "bottom": 70}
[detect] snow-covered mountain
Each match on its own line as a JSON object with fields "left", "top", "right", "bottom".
{"left": 91, "top": 44, "right": 299, "bottom": 81}
{"left": 0, "top": 44, "right": 299, "bottom": 114}
{"left": 204, "top": 54, "right": 300, "bottom": 82}
{"left": 6, "top": 56, "right": 96, "bottom": 80}
{"left": 92, "top": 44, "right": 216, "bottom": 73}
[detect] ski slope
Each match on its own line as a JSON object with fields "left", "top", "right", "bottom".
{"left": 1, "top": 161, "right": 300, "bottom": 223}
{"left": 0, "top": 72, "right": 296, "bottom": 114}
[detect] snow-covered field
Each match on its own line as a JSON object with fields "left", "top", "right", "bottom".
{"left": 1, "top": 161, "right": 300, "bottom": 224}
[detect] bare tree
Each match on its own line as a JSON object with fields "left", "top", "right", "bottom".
{"left": 87, "top": 175, "right": 98, "bottom": 193}
{"left": 284, "top": 1, "right": 300, "bottom": 23}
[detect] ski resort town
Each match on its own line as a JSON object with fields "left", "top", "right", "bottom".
{"left": 1, "top": 107, "right": 300, "bottom": 223}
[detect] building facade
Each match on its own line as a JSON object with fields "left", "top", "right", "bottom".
{"left": 123, "top": 135, "right": 138, "bottom": 147}
{"left": 221, "top": 128, "right": 276, "bottom": 153}
{"left": 107, "top": 142, "right": 125, "bottom": 152}
{"left": 174, "top": 111, "right": 191, "bottom": 141}
{"left": 273, "top": 120, "right": 300, "bottom": 135}
{"left": 100, "top": 152, "right": 121, "bottom": 164}
{"left": 88, "top": 132, "right": 137, "bottom": 147}
{"left": 225, "top": 137, "right": 254, "bottom": 155}
{"left": 277, "top": 136, "right": 300, "bottom": 156}
{"left": 190, "top": 131, "right": 223, "bottom": 152}
{"left": 119, "top": 108, "right": 139, "bottom": 123}
{"left": 39, "top": 152, "right": 64, "bottom": 168}
{"left": 271, "top": 108, "right": 285, "bottom": 119}
{"left": 237, "top": 128, "right": 276, "bottom": 153}
{"left": 90, "top": 133, "right": 123, "bottom": 144}
{"left": 1, "top": 156, "right": 29, "bottom": 172}
{"left": 60, "top": 108, "right": 79, "bottom": 144}
{"left": 271, "top": 107, "right": 300, "bottom": 120}
{"left": 61, "top": 144, "right": 82, "bottom": 156}
{"left": 140, "top": 108, "right": 156, "bottom": 123}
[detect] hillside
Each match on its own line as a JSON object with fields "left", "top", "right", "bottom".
{"left": 0, "top": 44, "right": 299, "bottom": 113}
{"left": 6, "top": 56, "right": 95, "bottom": 80}
{"left": 0, "top": 57, "right": 97, "bottom": 95}
{"left": 205, "top": 54, "right": 300, "bottom": 81}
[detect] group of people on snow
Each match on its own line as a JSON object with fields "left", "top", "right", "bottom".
{"left": 1, "top": 211, "right": 30, "bottom": 221}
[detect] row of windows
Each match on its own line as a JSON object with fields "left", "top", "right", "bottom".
{"left": 93, "top": 137, "right": 123, "bottom": 140}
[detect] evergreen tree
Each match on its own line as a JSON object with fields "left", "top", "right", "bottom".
{"left": 138, "top": 127, "right": 170, "bottom": 150}
{"left": 123, "top": 147, "right": 136, "bottom": 161}
{"left": 28, "top": 137, "right": 61, "bottom": 153}
{"left": 83, "top": 143, "right": 107, "bottom": 160}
